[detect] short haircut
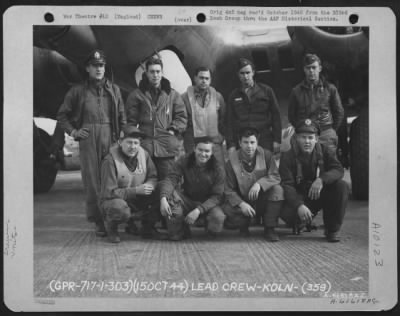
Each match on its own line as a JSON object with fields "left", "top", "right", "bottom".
{"left": 145, "top": 57, "right": 163, "bottom": 70}
{"left": 303, "top": 53, "right": 321, "bottom": 66}
{"left": 238, "top": 127, "right": 260, "bottom": 140}
{"left": 194, "top": 66, "right": 212, "bottom": 77}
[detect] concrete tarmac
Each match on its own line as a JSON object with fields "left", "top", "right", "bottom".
{"left": 34, "top": 170, "right": 368, "bottom": 298}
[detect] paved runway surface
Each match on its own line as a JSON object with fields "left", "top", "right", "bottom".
{"left": 34, "top": 170, "right": 368, "bottom": 298}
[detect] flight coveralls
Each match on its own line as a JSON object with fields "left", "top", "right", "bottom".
{"left": 125, "top": 77, "right": 187, "bottom": 180}
{"left": 279, "top": 141, "right": 349, "bottom": 234}
{"left": 222, "top": 147, "right": 284, "bottom": 230}
{"left": 226, "top": 82, "right": 282, "bottom": 151}
{"left": 99, "top": 144, "right": 160, "bottom": 231}
{"left": 159, "top": 153, "right": 226, "bottom": 240}
{"left": 181, "top": 85, "right": 226, "bottom": 167}
{"left": 57, "top": 78, "right": 126, "bottom": 224}
{"left": 288, "top": 79, "right": 344, "bottom": 151}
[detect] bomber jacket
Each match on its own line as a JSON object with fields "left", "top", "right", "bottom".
{"left": 226, "top": 82, "right": 282, "bottom": 149}
{"left": 159, "top": 153, "right": 225, "bottom": 214}
{"left": 279, "top": 142, "right": 344, "bottom": 210}
{"left": 288, "top": 79, "right": 344, "bottom": 130}
{"left": 56, "top": 78, "right": 126, "bottom": 142}
{"left": 125, "top": 77, "right": 187, "bottom": 158}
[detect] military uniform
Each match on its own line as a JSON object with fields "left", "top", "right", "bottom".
{"left": 279, "top": 119, "right": 349, "bottom": 241}
{"left": 181, "top": 85, "right": 226, "bottom": 167}
{"left": 57, "top": 50, "right": 126, "bottom": 232}
{"left": 159, "top": 152, "right": 225, "bottom": 240}
{"left": 99, "top": 126, "right": 164, "bottom": 242}
{"left": 223, "top": 146, "right": 284, "bottom": 238}
{"left": 288, "top": 54, "right": 344, "bottom": 151}
{"left": 125, "top": 76, "right": 187, "bottom": 180}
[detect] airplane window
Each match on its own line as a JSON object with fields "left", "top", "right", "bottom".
{"left": 278, "top": 45, "right": 295, "bottom": 71}
{"left": 251, "top": 49, "right": 270, "bottom": 72}
{"left": 135, "top": 49, "right": 191, "bottom": 95}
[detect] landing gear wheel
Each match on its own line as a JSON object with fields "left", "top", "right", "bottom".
{"left": 34, "top": 126, "right": 58, "bottom": 193}
{"left": 349, "top": 110, "right": 368, "bottom": 200}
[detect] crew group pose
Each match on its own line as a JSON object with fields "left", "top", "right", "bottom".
{"left": 57, "top": 52, "right": 348, "bottom": 243}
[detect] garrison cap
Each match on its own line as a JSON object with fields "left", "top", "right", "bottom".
{"left": 295, "top": 119, "right": 320, "bottom": 135}
{"left": 194, "top": 136, "right": 214, "bottom": 146}
{"left": 86, "top": 49, "right": 107, "bottom": 65}
{"left": 237, "top": 58, "right": 255, "bottom": 71}
{"left": 303, "top": 53, "right": 321, "bottom": 66}
{"left": 119, "top": 125, "right": 146, "bottom": 139}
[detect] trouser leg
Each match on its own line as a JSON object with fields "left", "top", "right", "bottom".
{"left": 205, "top": 206, "right": 226, "bottom": 233}
{"left": 320, "top": 180, "right": 349, "bottom": 233}
{"left": 261, "top": 184, "right": 284, "bottom": 228}
{"left": 101, "top": 198, "right": 131, "bottom": 242}
{"left": 162, "top": 190, "right": 191, "bottom": 240}
{"left": 221, "top": 203, "right": 250, "bottom": 230}
{"left": 319, "top": 128, "right": 338, "bottom": 152}
{"left": 153, "top": 157, "right": 175, "bottom": 180}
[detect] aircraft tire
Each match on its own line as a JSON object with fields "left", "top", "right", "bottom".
{"left": 34, "top": 127, "right": 58, "bottom": 193}
{"left": 349, "top": 110, "right": 368, "bottom": 200}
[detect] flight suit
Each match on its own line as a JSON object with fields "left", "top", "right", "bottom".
{"left": 159, "top": 153, "right": 225, "bottom": 240}
{"left": 57, "top": 78, "right": 126, "bottom": 224}
{"left": 279, "top": 141, "right": 349, "bottom": 234}
{"left": 223, "top": 147, "right": 284, "bottom": 230}
{"left": 99, "top": 144, "right": 160, "bottom": 233}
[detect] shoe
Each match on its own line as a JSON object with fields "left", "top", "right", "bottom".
{"left": 183, "top": 225, "right": 192, "bottom": 239}
{"left": 141, "top": 228, "right": 169, "bottom": 240}
{"left": 206, "top": 230, "right": 217, "bottom": 239}
{"left": 106, "top": 221, "right": 120, "bottom": 243}
{"left": 95, "top": 221, "right": 107, "bottom": 237}
{"left": 264, "top": 227, "right": 279, "bottom": 242}
{"left": 125, "top": 220, "right": 139, "bottom": 235}
{"left": 326, "top": 231, "right": 340, "bottom": 242}
{"left": 239, "top": 226, "right": 250, "bottom": 237}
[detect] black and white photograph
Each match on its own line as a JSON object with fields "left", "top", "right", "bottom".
{"left": 3, "top": 6, "right": 397, "bottom": 311}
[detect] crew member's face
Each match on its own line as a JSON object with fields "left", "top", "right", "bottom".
{"left": 239, "top": 135, "right": 258, "bottom": 158}
{"left": 119, "top": 137, "right": 141, "bottom": 157}
{"left": 146, "top": 64, "right": 163, "bottom": 87}
{"left": 194, "top": 142, "right": 213, "bottom": 165}
{"left": 296, "top": 133, "right": 318, "bottom": 154}
{"left": 86, "top": 63, "right": 105, "bottom": 80}
{"left": 194, "top": 71, "right": 211, "bottom": 90}
{"left": 304, "top": 61, "right": 321, "bottom": 84}
{"left": 238, "top": 65, "right": 255, "bottom": 87}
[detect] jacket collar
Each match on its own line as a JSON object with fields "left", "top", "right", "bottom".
{"left": 139, "top": 76, "right": 172, "bottom": 95}
{"left": 300, "top": 78, "right": 324, "bottom": 90}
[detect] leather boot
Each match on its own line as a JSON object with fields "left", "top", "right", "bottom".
{"left": 106, "top": 221, "right": 120, "bottom": 243}
{"left": 264, "top": 227, "right": 279, "bottom": 242}
{"left": 95, "top": 221, "right": 107, "bottom": 237}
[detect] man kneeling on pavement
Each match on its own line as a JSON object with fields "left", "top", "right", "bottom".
{"left": 279, "top": 119, "right": 349, "bottom": 242}
{"left": 222, "top": 127, "right": 284, "bottom": 241}
{"left": 159, "top": 136, "right": 226, "bottom": 240}
{"left": 99, "top": 125, "right": 167, "bottom": 243}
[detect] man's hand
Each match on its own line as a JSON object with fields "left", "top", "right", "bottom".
{"left": 72, "top": 128, "right": 90, "bottom": 140}
{"left": 160, "top": 197, "right": 172, "bottom": 217}
{"left": 135, "top": 184, "right": 154, "bottom": 195}
{"left": 239, "top": 201, "right": 256, "bottom": 218}
{"left": 248, "top": 182, "right": 261, "bottom": 201}
{"left": 185, "top": 208, "right": 201, "bottom": 225}
{"left": 308, "top": 178, "right": 323, "bottom": 200}
{"left": 297, "top": 205, "right": 313, "bottom": 224}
